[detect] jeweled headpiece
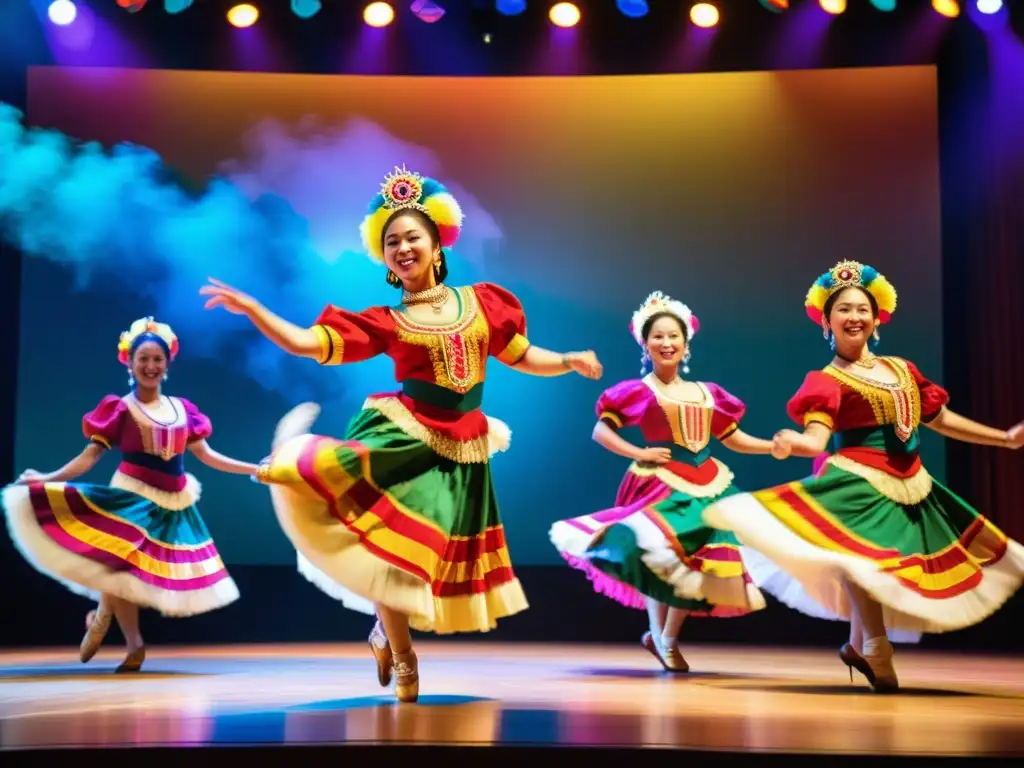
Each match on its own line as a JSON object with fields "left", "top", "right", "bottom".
{"left": 117, "top": 316, "right": 179, "bottom": 365}
{"left": 629, "top": 291, "right": 699, "bottom": 346}
{"left": 359, "top": 164, "right": 464, "bottom": 263}
{"left": 805, "top": 260, "right": 897, "bottom": 326}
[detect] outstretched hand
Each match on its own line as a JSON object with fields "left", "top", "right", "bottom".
{"left": 1007, "top": 421, "right": 1024, "bottom": 450}
{"left": 13, "top": 469, "right": 45, "bottom": 485}
{"left": 770, "top": 429, "right": 798, "bottom": 460}
{"left": 199, "top": 278, "right": 259, "bottom": 316}
{"left": 565, "top": 350, "right": 603, "bottom": 380}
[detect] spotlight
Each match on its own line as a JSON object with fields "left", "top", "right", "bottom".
{"left": 932, "top": 0, "right": 959, "bottom": 17}
{"left": 975, "top": 0, "right": 1002, "bottom": 13}
{"left": 227, "top": 3, "right": 259, "bottom": 27}
{"left": 690, "top": 3, "right": 719, "bottom": 28}
{"left": 411, "top": 0, "right": 446, "bottom": 23}
{"left": 819, "top": 0, "right": 846, "bottom": 13}
{"left": 616, "top": 0, "right": 648, "bottom": 18}
{"left": 116, "top": 0, "right": 147, "bottom": 12}
{"left": 759, "top": 0, "right": 789, "bottom": 11}
{"left": 495, "top": 0, "right": 526, "bottom": 14}
{"left": 291, "top": 0, "right": 321, "bottom": 18}
{"left": 364, "top": 1, "right": 394, "bottom": 26}
{"left": 164, "top": 0, "right": 194, "bottom": 13}
{"left": 869, "top": 0, "right": 896, "bottom": 10}
{"left": 47, "top": 0, "right": 77, "bottom": 25}
{"left": 549, "top": 2, "right": 580, "bottom": 27}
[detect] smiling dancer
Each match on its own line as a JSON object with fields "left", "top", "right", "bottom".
{"left": 550, "top": 292, "right": 773, "bottom": 672}
{"left": 200, "top": 165, "right": 603, "bottom": 702}
{"left": 702, "top": 260, "right": 1024, "bottom": 692}
{"left": 2, "top": 317, "right": 259, "bottom": 672}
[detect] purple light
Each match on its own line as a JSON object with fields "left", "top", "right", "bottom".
{"left": 48, "top": 0, "right": 77, "bottom": 26}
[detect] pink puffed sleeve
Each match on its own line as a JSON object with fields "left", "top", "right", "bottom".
{"left": 177, "top": 398, "right": 213, "bottom": 444}
{"left": 81, "top": 395, "right": 127, "bottom": 450}
{"left": 705, "top": 382, "right": 746, "bottom": 440}
{"left": 474, "top": 283, "right": 530, "bottom": 365}
{"left": 786, "top": 371, "right": 843, "bottom": 431}
{"left": 311, "top": 304, "right": 392, "bottom": 366}
{"left": 595, "top": 380, "right": 651, "bottom": 430}
{"left": 903, "top": 359, "right": 950, "bottom": 423}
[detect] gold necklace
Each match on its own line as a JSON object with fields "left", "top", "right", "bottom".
{"left": 836, "top": 353, "right": 877, "bottom": 369}
{"left": 402, "top": 284, "right": 449, "bottom": 315}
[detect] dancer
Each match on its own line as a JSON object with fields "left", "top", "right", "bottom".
{"left": 549, "top": 292, "right": 772, "bottom": 672}
{"left": 199, "top": 165, "right": 603, "bottom": 703}
{"left": 2, "top": 317, "right": 259, "bottom": 671}
{"left": 702, "top": 260, "right": 1024, "bottom": 692}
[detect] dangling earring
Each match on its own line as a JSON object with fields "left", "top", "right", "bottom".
{"left": 163, "top": 372, "right": 169, "bottom": 382}
{"left": 870, "top": 328, "right": 881, "bottom": 350}
{"left": 681, "top": 350, "right": 692, "bottom": 375}
{"left": 829, "top": 332, "right": 836, "bottom": 352}
{"left": 433, "top": 260, "right": 441, "bottom": 279}
{"left": 127, "top": 367, "right": 135, "bottom": 388}
{"left": 640, "top": 349, "right": 651, "bottom": 375}
{"left": 386, "top": 270, "right": 400, "bottom": 287}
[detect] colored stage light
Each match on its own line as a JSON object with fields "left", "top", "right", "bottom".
{"left": 616, "top": 0, "right": 648, "bottom": 18}
{"left": 932, "top": 0, "right": 960, "bottom": 17}
{"left": 820, "top": 0, "right": 847, "bottom": 13}
{"left": 117, "top": 0, "right": 148, "bottom": 11}
{"left": 976, "top": 0, "right": 1002, "bottom": 14}
{"left": 165, "top": 0, "right": 194, "bottom": 14}
{"left": 869, "top": 0, "right": 897, "bottom": 10}
{"left": 291, "top": 0, "right": 321, "bottom": 19}
{"left": 495, "top": 0, "right": 526, "bottom": 15}
{"left": 48, "top": 0, "right": 77, "bottom": 26}
{"left": 411, "top": 0, "right": 446, "bottom": 23}
{"left": 549, "top": 2, "right": 580, "bottom": 27}
{"left": 759, "top": 0, "right": 789, "bottom": 12}
{"left": 690, "top": 3, "right": 719, "bottom": 28}
{"left": 227, "top": 3, "right": 259, "bottom": 27}
{"left": 364, "top": 2, "right": 395, "bottom": 27}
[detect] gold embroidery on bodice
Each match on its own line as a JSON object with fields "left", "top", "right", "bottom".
{"left": 825, "top": 357, "right": 921, "bottom": 442}
{"left": 122, "top": 395, "right": 189, "bottom": 460}
{"left": 391, "top": 286, "right": 490, "bottom": 394}
{"left": 643, "top": 375, "right": 713, "bottom": 453}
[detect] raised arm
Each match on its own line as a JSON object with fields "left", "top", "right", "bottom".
{"left": 200, "top": 278, "right": 320, "bottom": 359}
{"left": 14, "top": 443, "right": 106, "bottom": 485}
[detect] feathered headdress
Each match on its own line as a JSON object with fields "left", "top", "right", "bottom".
{"left": 629, "top": 291, "right": 700, "bottom": 346}
{"left": 359, "top": 165, "right": 463, "bottom": 263}
{"left": 805, "top": 260, "right": 897, "bottom": 326}
{"left": 117, "top": 317, "right": 179, "bottom": 365}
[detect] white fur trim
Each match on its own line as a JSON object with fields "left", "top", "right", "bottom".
{"left": 631, "top": 291, "right": 697, "bottom": 345}
{"left": 1, "top": 484, "right": 238, "bottom": 617}
{"left": 703, "top": 491, "right": 1024, "bottom": 638}
{"left": 486, "top": 416, "right": 512, "bottom": 456}
{"left": 109, "top": 471, "right": 201, "bottom": 510}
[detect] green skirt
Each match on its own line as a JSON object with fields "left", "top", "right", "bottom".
{"left": 702, "top": 458, "right": 1024, "bottom": 636}
{"left": 257, "top": 402, "right": 528, "bottom": 634}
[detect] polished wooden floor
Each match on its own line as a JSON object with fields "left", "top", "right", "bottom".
{"left": 1, "top": 643, "right": 1022, "bottom": 756}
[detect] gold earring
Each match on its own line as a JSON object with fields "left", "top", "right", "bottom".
{"left": 386, "top": 270, "right": 400, "bottom": 287}
{"left": 433, "top": 262, "right": 441, "bottom": 278}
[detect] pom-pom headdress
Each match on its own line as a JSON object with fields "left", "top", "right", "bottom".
{"left": 805, "top": 260, "right": 898, "bottom": 326}
{"left": 629, "top": 291, "right": 700, "bottom": 347}
{"left": 117, "top": 317, "right": 179, "bottom": 365}
{"left": 359, "top": 165, "right": 464, "bottom": 263}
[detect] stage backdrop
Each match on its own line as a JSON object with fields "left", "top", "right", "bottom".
{"left": 14, "top": 64, "right": 943, "bottom": 566}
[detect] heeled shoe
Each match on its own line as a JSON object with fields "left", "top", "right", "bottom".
{"left": 368, "top": 620, "right": 393, "bottom": 687}
{"left": 642, "top": 631, "right": 690, "bottom": 673}
{"left": 393, "top": 649, "right": 419, "bottom": 703}
{"left": 116, "top": 646, "right": 146, "bottom": 673}
{"left": 861, "top": 636, "right": 900, "bottom": 694}
{"left": 839, "top": 642, "right": 874, "bottom": 685}
{"left": 80, "top": 607, "right": 113, "bottom": 664}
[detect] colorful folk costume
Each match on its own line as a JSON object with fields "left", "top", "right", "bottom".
{"left": 1, "top": 318, "right": 239, "bottom": 667}
{"left": 549, "top": 293, "right": 765, "bottom": 669}
{"left": 702, "top": 261, "right": 1024, "bottom": 689}
{"left": 254, "top": 168, "right": 528, "bottom": 670}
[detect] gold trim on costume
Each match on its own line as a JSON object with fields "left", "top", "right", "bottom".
{"left": 825, "top": 357, "right": 920, "bottom": 442}
{"left": 90, "top": 435, "right": 111, "bottom": 450}
{"left": 825, "top": 454, "right": 933, "bottom": 505}
{"left": 629, "top": 457, "right": 735, "bottom": 498}
{"left": 804, "top": 410, "right": 835, "bottom": 430}
{"left": 497, "top": 333, "right": 530, "bottom": 365}
{"left": 599, "top": 410, "right": 624, "bottom": 429}
{"left": 717, "top": 422, "right": 740, "bottom": 440}
{"left": 109, "top": 471, "right": 202, "bottom": 511}
{"left": 643, "top": 376, "right": 713, "bottom": 453}
{"left": 122, "top": 395, "right": 189, "bottom": 461}
{"left": 362, "top": 396, "right": 492, "bottom": 464}
{"left": 312, "top": 324, "right": 345, "bottom": 366}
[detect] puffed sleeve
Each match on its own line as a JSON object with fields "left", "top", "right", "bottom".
{"left": 177, "top": 398, "right": 213, "bottom": 444}
{"left": 786, "top": 371, "right": 842, "bottom": 431}
{"left": 595, "top": 380, "right": 651, "bottom": 430}
{"left": 705, "top": 382, "right": 746, "bottom": 440}
{"left": 81, "top": 395, "right": 127, "bottom": 450}
{"left": 903, "top": 359, "right": 950, "bottom": 423}
{"left": 474, "top": 283, "right": 531, "bottom": 365}
{"left": 310, "top": 304, "right": 392, "bottom": 366}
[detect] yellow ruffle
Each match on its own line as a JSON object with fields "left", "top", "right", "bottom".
{"left": 826, "top": 454, "right": 932, "bottom": 505}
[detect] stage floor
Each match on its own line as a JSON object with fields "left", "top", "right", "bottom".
{"left": 1, "top": 643, "right": 1022, "bottom": 756}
